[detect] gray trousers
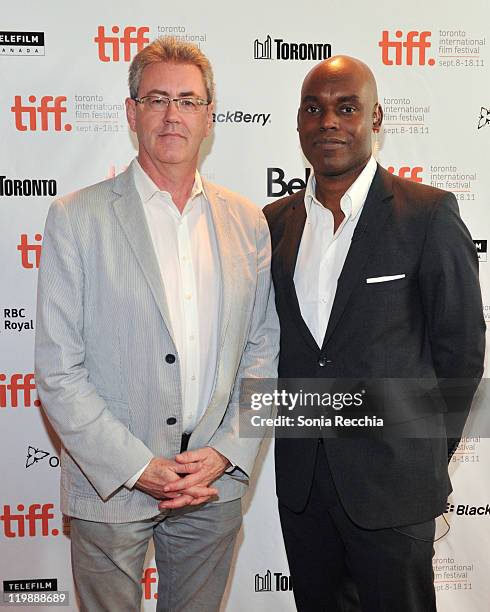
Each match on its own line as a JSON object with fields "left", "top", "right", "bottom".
{"left": 70, "top": 499, "right": 242, "bottom": 612}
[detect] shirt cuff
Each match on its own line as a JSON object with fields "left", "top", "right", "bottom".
{"left": 125, "top": 460, "right": 151, "bottom": 489}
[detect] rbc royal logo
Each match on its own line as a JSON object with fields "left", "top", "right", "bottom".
{"left": 379, "top": 31, "right": 435, "bottom": 66}
{"left": 94, "top": 26, "right": 150, "bottom": 62}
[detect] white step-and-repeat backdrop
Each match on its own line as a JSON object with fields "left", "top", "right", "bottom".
{"left": 1, "top": 0, "right": 489, "bottom": 610}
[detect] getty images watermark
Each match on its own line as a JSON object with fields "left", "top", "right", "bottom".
{"left": 238, "top": 378, "right": 489, "bottom": 439}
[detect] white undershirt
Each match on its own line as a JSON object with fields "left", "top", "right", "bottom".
{"left": 125, "top": 159, "right": 221, "bottom": 488}
{"left": 294, "top": 157, "right": 377, "bottom": 348}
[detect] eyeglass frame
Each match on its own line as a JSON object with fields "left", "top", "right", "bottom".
{"left": 132, "top": 94, "right": 211, "bottom": 113}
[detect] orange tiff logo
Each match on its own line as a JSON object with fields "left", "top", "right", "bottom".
{"left": 0, "top": 504, "right": 58, "bottom": 538}
{"left": 10, "top": 96, "right": 71, "bottom": 131}
{"left": 17, "top": 233, "right": 42, "bottom": 269}
{"left": 0, "top": 373, "right": 39, "bottom": 408}
{"left": 379, "top": 31, "right": 434, "bottom": 66}
{"left": 387, "top": 166, "right": 424, "bottom": 183}
{"left": 94, "top": 26, "right": 150, "bottom": 62}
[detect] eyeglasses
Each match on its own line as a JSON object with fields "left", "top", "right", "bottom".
{"left": 133, "top": 95, "right": 210, "bottom": 114}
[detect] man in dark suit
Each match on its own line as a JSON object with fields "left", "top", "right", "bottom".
{"left": 263, "top": 56, "right": 485, "bottom": 611}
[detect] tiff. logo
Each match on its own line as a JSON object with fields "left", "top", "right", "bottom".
{"left": 379, "top": 31, "right": 435, "bottom": 66}
{"left": 0, "top": 504, "right": 58, "bottom": 538}
{"left": 141, "top": 568, "right": 158, "bottom": 600}
{"left": 94, "top": 26, "right": 150, "bottom": 62}
{"left": 0, "top": 373, "right": 39, "bottom": 408}
{"left": 10, "top": 96, "right": 71, "bottom": 131}
{"left": 387, "top": 166, "right": 423, "bottom": 182}
{"left": 17, "top": 234, "right": 42, "bottom": 269}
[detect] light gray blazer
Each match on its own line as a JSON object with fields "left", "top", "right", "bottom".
{"left": 35, "top": 162, "right": 279, "bottom": 523}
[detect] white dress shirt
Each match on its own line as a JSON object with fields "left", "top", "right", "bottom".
{"left": 125, "top": 159, "right": 221, "bottom": 488}
{"left": 294, "top": 157, "right": 377, "bottom": 348}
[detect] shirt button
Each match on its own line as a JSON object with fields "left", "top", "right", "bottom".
{"left": 318, "top": 357, "right": 329, "bottom": 367}
{"left": 166, "top": 417, "right": 177, "bottom": 425}
{"left": 165, "top": 354, "right": 176, "bottom": 364}
{"left": 184, "top": 293, "right": 192, "bottom": 300}
{"left": 191, "top": 375, "right": 196, "bottom": 381}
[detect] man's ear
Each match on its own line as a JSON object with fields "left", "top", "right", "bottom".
{"left": 372, "top": 103, "right": 383, "bottom": 132}
{"left": 126, "top": 97, "right": 137, "bottom": 133}
{"left": 205, "top": 101, "right": 214, "bottom": 136}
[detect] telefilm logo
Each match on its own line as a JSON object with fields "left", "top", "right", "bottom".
{"left": 0, "top": 504, "right": 59, "bottom": 537}
{"left": 26, "top": 446, "right": 59, "bottom": 469}
{"left": 10, "top": 96, "right": 71, "bottom": 132}
{"left": 254, "top": 35, "right": 331, "bottom": 61}
{"left": 379, "top": 30, "right": 435, "bottom": 66}
{"left": 474, "top": 240, "right": 487, "bottom": 262}
{"left": 387, "top": 166, "right": 424, "bottom": 183}
{"left": 94, "top": 26, "right": 150, "bottom": 62}
{"left": 267, "top": 167, "right": 311, "bottom": 197}
{"left": 213, "top": 111, "right": 271, "bottom": 126}
{"left": 254, "top": 570, "right": 292, "bottom": 592}
{"left": 0, "top": 31, "right": 45, "bottom": 56}
{"left": 18, "top": 234, "right": 42, "bottom": 269}
{"left": 477, "top": 107, "right": 489, "bottom": 129}
{"left": 446, "top": 502, "right": 490, "bottom": 516}
{"left": 0, "top": 373, "right": 40, "bottom": 408}
{"left": 3, "top": 578, "right": 58, "bottom": 593}
{"left": 0, "top": 176, "right": 57, "bottom": 197}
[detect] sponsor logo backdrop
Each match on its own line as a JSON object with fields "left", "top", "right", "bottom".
{"left": 1, "top": 1, "right": 489, "bottom": 610}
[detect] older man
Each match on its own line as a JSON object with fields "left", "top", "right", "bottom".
{"left": 35, "top": 37, "right": 278, "bottom": 611}
{"left": 264, "top": 56, "right": 484, "bottom": 611}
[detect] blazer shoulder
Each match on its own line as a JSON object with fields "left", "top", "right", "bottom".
{"left": 263, "top": 189, "right": 305, "bottom": 224}
{"left": 204, "top": 179, "right": 263, "bottom": 221}
{"left": 55, "top": 175, "right": 117, "bottom": 215}
{"left": 388, "top": 169, "right": 456, "bottom": 211}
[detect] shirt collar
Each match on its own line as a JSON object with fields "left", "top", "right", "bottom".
{"left": 131, "top": 158, "right": 207, "bottom": 206}
{"left": 305, "top": 156, "right": 377, "bottom": 221}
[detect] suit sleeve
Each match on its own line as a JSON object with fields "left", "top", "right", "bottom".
{"left": 35, "top": 201, "right": 154, "bottom": 500}
{"left": 209, "top": 211, "right": 280, "bottom": 477}
{"left": 418, "top": 193, "right": 485, "bottom": 458}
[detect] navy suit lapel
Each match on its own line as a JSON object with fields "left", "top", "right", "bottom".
{"left": 279, "top": 192, "right": 320, "bottom": 352}
{"left": 322, "top": 166, "right": 394, "bottom": 349}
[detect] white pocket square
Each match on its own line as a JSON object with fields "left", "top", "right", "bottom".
{"left": 366, "top": 274, "right": 406, "bottom": 284}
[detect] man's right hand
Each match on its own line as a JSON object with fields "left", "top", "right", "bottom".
{"left": 134, "top": 457, "right": 218, "bottom": 504}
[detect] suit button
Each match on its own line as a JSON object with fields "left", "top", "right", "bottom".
{"left": 166, "top": 417, "right": 177, "bottom": 425}
{"left": 165, "top": 354, "right": 176, "bottom": 364}
{"left": 318, "top": 357, "right": 329, "bottom": 367}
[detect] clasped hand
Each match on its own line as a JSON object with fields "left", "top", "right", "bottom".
{"left": 135, "top": 447, "right": 230, "bottom": 510}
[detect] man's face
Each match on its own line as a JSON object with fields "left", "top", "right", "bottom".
{"left": 126, "top": 62, "right": 213, "bottom": 169}
{"left": 297, "top": 60, "right": 381, "bottom": 178}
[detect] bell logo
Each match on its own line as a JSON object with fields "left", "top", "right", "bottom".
{"left": 379, "top": 31, "right": 434, "bottom": 66}
{"left": 387, "top": 166, "right": 423, "bottom": 183}
{"left": 94, "top": 26, "right": 150, "bottom": 62}
{"left": 10, "top": 96, "right": 71, "bottom": 132}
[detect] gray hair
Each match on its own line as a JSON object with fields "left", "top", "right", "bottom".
{"left": 128, "top": 36, "right": 215, "bottom": 102}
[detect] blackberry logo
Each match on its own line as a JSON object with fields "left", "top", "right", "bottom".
{"left": 445, "top": 502, "right": 490, "bottom": 516}
{"left": 254, "top": 35, "right": 331, "bottom": 61}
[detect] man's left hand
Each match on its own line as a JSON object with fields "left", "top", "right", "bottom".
{"left": 158, "top": 447, "right": 230, "bottom": 510}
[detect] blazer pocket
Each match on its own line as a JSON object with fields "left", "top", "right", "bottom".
{"left": 366, "top": 274, "right": 406, "bottom": 284}
{"left": 364, "top": 274, "right": 412, "bottom": 293}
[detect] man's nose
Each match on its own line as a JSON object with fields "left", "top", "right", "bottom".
{"left": 320, "top": 108, "right": 339, "bottom": 130}
{"left": 163, "top": 99, "right": 181, "bottom": 122}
